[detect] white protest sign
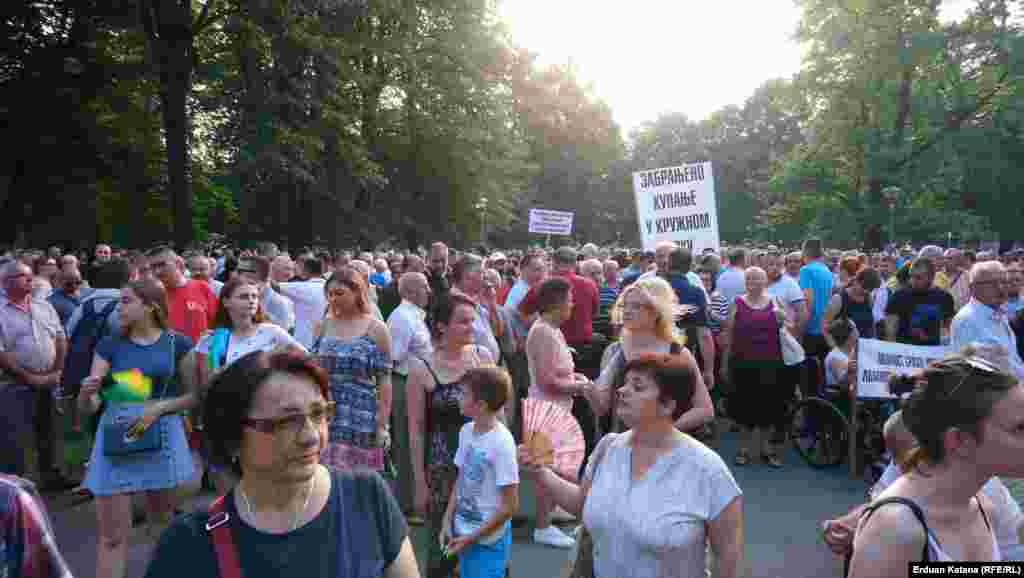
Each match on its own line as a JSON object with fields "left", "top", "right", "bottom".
{"left": 856, "top": 338, "right": 951, "bottom": 399}
{"left": 632, "top": 161, "right": 719, "bottom": 253}
{"left": 528, "top": 208, "right": 574, "bottom": 236}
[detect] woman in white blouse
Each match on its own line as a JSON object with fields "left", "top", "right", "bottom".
{"left": 522, "top": 276, "right": 590, "bottom": 548}
{"left": 194, "top": 277, "right": 306, "bottom": 493}
{"left": 521, "top": 352, "right": 743, "bottom": 578}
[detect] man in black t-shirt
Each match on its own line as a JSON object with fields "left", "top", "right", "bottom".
{"left": 884, "top": 257, "right": 955, "bottom": 346}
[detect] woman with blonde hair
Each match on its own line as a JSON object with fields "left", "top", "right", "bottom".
{"left": 584, "top": 276, "right": 713, "bottom": 435}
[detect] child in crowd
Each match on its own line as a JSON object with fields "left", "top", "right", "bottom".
{"left": 442, "top": 366, "right": 519, "bottom": 578}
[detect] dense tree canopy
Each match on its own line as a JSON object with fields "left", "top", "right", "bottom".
{"left": 2, "top": 0, "right": 1022, "bottom": 250}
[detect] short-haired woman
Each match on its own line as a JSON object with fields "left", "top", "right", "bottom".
{"left": 521, "top": 276, "right": 589, "bottom": 548}
{"left": 311, "top": 267, "right": 393, "bottom": 472}
{"left": 720, "top": 267, "right": 789, "bottom": 468}
{"left": 849, "top": 355, "right": 1024, "bottom": 574}
{"left": 522, "top": 352, "right": 743, "bottom": 578}
{"left": 406, "top": 293, "right": 493, "bottom": 577}
{"left": 144, "top": 351, "right": 420, "bottom": 578}
{"left": 77, "top": 279, "right": 195, "bottom": 578}
{"left": 194, "top": 277, "right": 306, "bottom": 493}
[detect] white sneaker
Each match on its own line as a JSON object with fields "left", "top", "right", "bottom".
{"left": 534, "top": 525, "right": 576, "bottom": 549}
{"left": 551, "top": 506, "right": 577, "bottom": 523}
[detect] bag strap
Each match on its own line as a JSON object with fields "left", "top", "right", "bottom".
{"left": 415, "top": 355, "right": 442, "bottom": 387}
{"left": 206, "top": 495, "right": 243, "bottom": 578}
{"left": 860, "top": 496, "right": 931, "bottom": 561}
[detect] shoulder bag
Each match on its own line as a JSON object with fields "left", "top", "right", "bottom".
{"left": 773, "top": 299, "right": 805, "bottom": 366}
{"left": 568, "top": 434, "right": 616, "bottom": 578}
{"left": 102, "top": 333, "right": 175, "bottom": 457}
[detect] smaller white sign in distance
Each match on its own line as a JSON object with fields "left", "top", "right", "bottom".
{"left": 855, "top": 338, "right": 951, "bottom": 399}
{"left": 528, "top": 208, "right": 574, "bottom": 236}
{"left": 633, "top": 161, "right": 720, "bottom": 253}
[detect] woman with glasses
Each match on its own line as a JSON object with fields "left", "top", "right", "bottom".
{"left": 144, "top": 351, "right": 420, "bottom": 578}
{"left": 311, "top": 267, "right": 393, "bottom": 472}
{"left": 848, "top": 354, "right": 1024, "bottom": 574}
{"left": 194, "top": 278, "right": 306, "bottom": 494}
{"left": 585, "top": 276, "right": 713, "bottom": 436}
{"left": 77, "top": 279, "right": 195, "bottom": 578}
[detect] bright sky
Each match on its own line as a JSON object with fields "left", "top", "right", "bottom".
{"left": 498, "top": 0, "right": 977, "bottom": 135}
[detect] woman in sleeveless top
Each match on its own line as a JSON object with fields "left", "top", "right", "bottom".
{"left": 821, "top": 268, "right": 882, "bottom": 346}
{"left": 850, "top": 354, "right": 1024, "bottom": 576}
{"left": 311, "top": 267, "right": 393, "bottom": 472}
{"left": 586, "top": 276, "right": 713, "bottom": 436}
{"left": 720, "top": 267, "right": 788, "bottom": 468}
{"left": 406, "top": 293, "right": 493, "bottom": 577}
{"left": 824, "top": 319, "right": 858, "bottom": 390}
{"left": 522, "top": 277, "right": 590, "bottom": 548}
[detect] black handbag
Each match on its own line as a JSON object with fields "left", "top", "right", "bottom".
{"left": 102, "top": 333, "right": 175, "bottom": 457}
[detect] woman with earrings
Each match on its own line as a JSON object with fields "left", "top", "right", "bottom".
{"left": 77, "top": 279, "right": 195, "bottom": 578}
{"left": 311, "top": 267, "right": 394, "bottom": 471}
{"left": 144, "top": 351, "right": 421, "bottom": 578}
{"left": 194, "top": 277, "right": 306, "bottom": 494}
{"left": 406, "top": 293, "right": 494, "bottom": 577}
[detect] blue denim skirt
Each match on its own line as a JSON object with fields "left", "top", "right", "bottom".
{"left": 84, "top": 403, "right": 194, "bottom": 496}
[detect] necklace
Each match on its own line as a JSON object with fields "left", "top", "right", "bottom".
{"left": 240, "top": 472, "right": 316, "bottom": 532}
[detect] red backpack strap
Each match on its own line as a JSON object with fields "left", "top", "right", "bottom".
{"left": 206, "top": 495, "right": 243, "bottom": 578}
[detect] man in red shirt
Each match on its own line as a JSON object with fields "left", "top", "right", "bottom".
{"left": 145, "top": 246, "right": 218, "bottom": 344}
{"left": 551, "top": 246, "right": 599, "bottom": 349}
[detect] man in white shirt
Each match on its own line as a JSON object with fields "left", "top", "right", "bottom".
{"left": 764, "top": 252, "right": 808, "bottom": 336}
{"left": 951, "top": 260, "right": 1024, "bottom": 381}
{"left": 277, "top": 256, "right": 327, "bottom": 349}
{"left": 717, "top": 247, "right": 748, "bottom": 305}
{"left": 386, "top": 271, "right": 433, "bottom": 513}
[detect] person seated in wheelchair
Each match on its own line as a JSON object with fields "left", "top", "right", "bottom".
{"left": 824, "top": 318, "right": 859, "bottom": 399}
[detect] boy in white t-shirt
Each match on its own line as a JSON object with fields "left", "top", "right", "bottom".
{"left": 442, "top": 366, "right": 519, "bottom": 578}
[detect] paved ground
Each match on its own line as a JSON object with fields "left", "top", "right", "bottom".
{"left": 46, "top": 427, "right": 869, "bottom": 578}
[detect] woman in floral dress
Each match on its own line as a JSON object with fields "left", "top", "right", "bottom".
{"left": 312, "top": 267, "right": 393, "bottom": 471}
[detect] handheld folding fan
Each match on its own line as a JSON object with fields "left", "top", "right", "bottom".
{"left": 521, "top": 398, "right": 585, "bottom": 480}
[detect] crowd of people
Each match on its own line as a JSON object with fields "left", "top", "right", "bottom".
{"left": 0, "top": 237, "right": 1023, "bottom": 577}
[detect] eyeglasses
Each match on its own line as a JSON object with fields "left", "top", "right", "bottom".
{"left": 241, "top": 402, "right": 336, "bottom": 438}
{"left": 947, "top": 356, "right": 1000, "bottom": 399}
{"left": 149, "top": 260, "right": 172, "bottom": 270}
{"left": 235, "top": 268, "right": 258, "bottom": 275}
{"left": 974, "top": 278, "right": 1013, "bottom": 287}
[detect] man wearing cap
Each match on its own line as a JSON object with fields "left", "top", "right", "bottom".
{"left": 621, "top": 250, "right": 654, "bottom": 288}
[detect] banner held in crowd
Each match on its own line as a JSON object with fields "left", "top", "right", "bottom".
{"left": 528, "top": 208, "right": 574, "bottom": 236}
{"left": 632, "top": 161, "right": 719, "bottom": 252}
{"left": 856, "top": 338, "right": 951, "bottom": 399}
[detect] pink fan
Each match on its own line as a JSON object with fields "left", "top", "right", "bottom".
{"left": 521, "top": 399, "right": 585, "bottom": 480}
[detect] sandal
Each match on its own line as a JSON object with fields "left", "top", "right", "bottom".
{"left": 734, "top": 452, "right": 750, "bottom": 466}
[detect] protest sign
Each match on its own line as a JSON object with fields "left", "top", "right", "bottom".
{"left": 528, "top": 208, "right": 574, "bottom": 236}
{"left": 632, "top": 161, "right": 719, "bottom": 252}
{"left": 856, "top": 338, "right": 951, "bottom": 399}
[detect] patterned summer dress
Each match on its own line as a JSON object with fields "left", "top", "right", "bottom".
{"left": 313, "top": 322, "right": 392, "bottom": 471}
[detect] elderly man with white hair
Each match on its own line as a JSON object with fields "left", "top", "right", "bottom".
{"left": 918, "top": 245, "right": 950, "bottom": 290}
{"left": 950, "top": 260, "right": 1024, "bottom": 381}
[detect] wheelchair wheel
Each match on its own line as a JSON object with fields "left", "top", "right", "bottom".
{"left": 790, "top": 397, "right": 849, "bottom": 468}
